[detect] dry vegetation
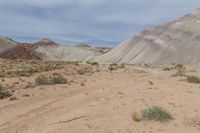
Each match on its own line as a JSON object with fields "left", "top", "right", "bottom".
{"left": 0, "top": 60, "right": 200, "bottom": 133}
{"left": 0, "top": 84, "right": 12, "bottom": 99}
{"left": 0, "top": 59, "right": 81, "bottom": 77}
{"left": 35, "top": 73, "right": 67, "bottom": 85}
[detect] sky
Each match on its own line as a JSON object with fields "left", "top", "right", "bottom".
{"left": 0, "top": 0, "right": 199, "bottom": 47}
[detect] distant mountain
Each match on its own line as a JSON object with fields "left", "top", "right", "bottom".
{"left": 0, "top": 37, "right": 111, "bottom": 61}
{"left": 33, "top": 38, "right": 59, "bottom": 47}
{"left": 96, "top": 8, "right": 200, "bottom": 65}
{"left": 0, "top": 36, "right": 18, "bottom": 53}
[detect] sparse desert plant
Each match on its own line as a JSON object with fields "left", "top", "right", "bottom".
{"left": 141, "top": 106, "right": 172, "bottom": 122}
{"left": 0, "top": 84, "right": 12, "bottom": 99}
{"left": 108, "top": 66, "right": 116, "bottom": 71}
{"left": 144, "top": 64, "right": 150, "bottom": 68}
{"left": 118, "top": 64, "right": 125, "bottom": 68}
{"left": 35, "top": 74, "right": 49, "bottom": 85}
{"left": 110, "top": 63, "right": 118, "bottom": 67}
{"left": 77, "top": 67, "right": 92, "bottom": 75}
{"left": 187, "top": 76, "right": 200, "bottom": 84}
{"left": 108, "top": 63, "right": 118, "bottom": 71}
{"left": 108, "top": 63, "right": 125, "bottom": 71}
{"left": 163, "top": 67, "right": 171, "bottom": 71}
{"left": 172, "top": 64, "right": 186, "bottom": 76}
{"left": 132, "top": 111, "right": 141, "bottom": 121}
{"left": 174, "top": 64, "right": 184, "bottom": 69}
{"left": 35, "top": 73, "right": 67, "bottom": 85}
{"left": 86, "top": 61, "right": 99, "bottom": 66}
{"left": 49, "top": 73, "right": 67, "bottom": 85}
{"left": 148, "top": 81, "right": 154, "bottom": 85}
{"left": 185, "top": 116, "right": 200, "bottom": 128}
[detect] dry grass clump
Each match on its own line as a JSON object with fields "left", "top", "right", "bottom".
{"left": 187, "top": 76, "right": 200, "bottom": 84}
{"left": 148, "top": 81, "right": 154, "bottom": 86}
{"left": 35, "top": 73, "right": 67, "bottom": 85}
{"left": 35, "top": 74, "right": 49, "bottom": 85}
{"left": 131, "top": 111, "right": 142, "bottom": 121}
{"left": 108, "top": 63, "right": 125, "bottom": 71}
{"left": 132, "top": 106, "right": 172, "bottom": 122}
{"left": 0, "top": 84, "right": 12, "bottom": 99}
{"left": 162, "top": 67, "right": 171, "bottom": 71}
{"left": 185, "top": 116, "right": 200, "bottom": 129}
{"left": 174, "top": 64, "right": 186, "bottom": 76}
{"left": 86, "top": 61, "right": 99, "bottom": 66}
{"left": 49, "top": 73, "right": 67, "bottom": 84}
{"left": 77, "top": 67, "right": 92, "bottom": 75}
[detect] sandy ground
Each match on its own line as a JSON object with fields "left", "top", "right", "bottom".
{"left": 0, "top": 66, "right": 200, "bottom": 133}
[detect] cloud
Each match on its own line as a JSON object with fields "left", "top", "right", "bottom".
{"left": 0, "top": 0, "right": 199, "bottom": 46}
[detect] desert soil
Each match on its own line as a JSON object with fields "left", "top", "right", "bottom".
{"left": 0, "top": 65, "right": 200, "bottom": 133}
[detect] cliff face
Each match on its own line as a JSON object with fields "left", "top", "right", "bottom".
{"left": 97, "top": 8, "right": 200, "bottom": 65}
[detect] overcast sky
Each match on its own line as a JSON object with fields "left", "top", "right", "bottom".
{"left": 0, "top": 0, "right": 199, "bottom": 47}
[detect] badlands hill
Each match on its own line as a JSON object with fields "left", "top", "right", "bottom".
{"left": 97, "top": 8, "right": 200, "bottom": 65}
{"left": 0, "top": 37, "right": 111, "bottom": 61}
{"left": 0, "top": 36, "right": 18, "bottom": 53}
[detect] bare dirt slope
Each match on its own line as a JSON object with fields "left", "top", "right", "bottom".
{"left": 35, "top": 45, "right": 103, "bottom": 61}
{"left": 0, "top": 63, "right": 200, "bottom": 133}
{"left": 96, "top": 8, "right": 200, "bottom": 65}
{"left": 0, "top": 36, "right": 18, "bottom": 53}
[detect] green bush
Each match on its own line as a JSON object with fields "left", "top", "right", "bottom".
{"left": 141, "top": 106, "right": 172, "bottom": 122}
{"left": 187, "top": 76, "right": 200, "bottom": 84}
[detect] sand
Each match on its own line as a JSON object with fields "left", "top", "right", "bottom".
{"left": 0, "top": 65, "right": 200, "bottom": 133}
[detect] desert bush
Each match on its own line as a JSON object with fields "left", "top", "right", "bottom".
{"left": 49, "top": 73, "right": 67, "bottom": 85}
{"left": 0, "top": 84, "right": 12, "bottom": 99}
{"left": 141, "top": 106, "right": 172, "bottom": 122}
{"left": 108, "top": 66, "right": 116, "bottom": 71}
{"left": 35, "top": 74, "right": 49, "bottom": 85}
{"left": 171, "top": 64, "right": 186, "bottom": 76}
{"left": 108, "top": 63, "right": 119, "bottom": 71}
{"left": 108, "top": 63, "right": 125, "bottom": 71}
{"left": 174, "top": 64, "right": 184, "bottom": 69}
{"left": 14, "top": 70, "right": 31, "bottom": 77}
{"left": 86, "top": 61, "right": 99, "bottom": 66}
{"left": 77, "top": 67, "right": 92, "bottom": 75}
{"left": 118, "top": 64, "right": 125, "bottom": 68}
{"left": 163, "top": 67, "right": 171, "bottom": 71}
{"left": 35, "top": 73, "right": 67, "bottom": 85}
{"left": 110, "top": 63, "right": 118, "bottom": 67}
{"left": 187, "top": 76, "right": 200, "bottom": 84}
